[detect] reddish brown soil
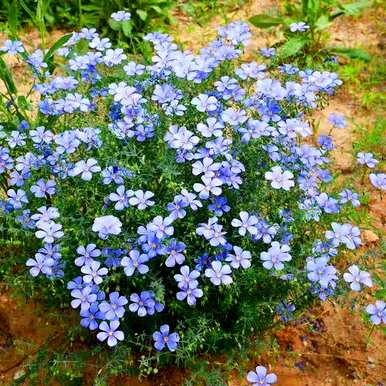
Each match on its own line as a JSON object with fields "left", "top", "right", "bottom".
{"left": 0, "top": 291, "right": 68, "bottom": 384}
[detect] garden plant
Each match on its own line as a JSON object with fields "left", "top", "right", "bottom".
{"left": 0, "top": 10, "right": 385, "bottom": 384}
{"left": 249, "top": 0, "right": 372, "bottom": 63}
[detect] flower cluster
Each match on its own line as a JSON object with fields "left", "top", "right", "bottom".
{"left": 0, "top": 17, "right": 380, "bottom": 358}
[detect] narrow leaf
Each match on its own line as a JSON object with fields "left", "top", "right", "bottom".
{"left": 8, "top": 0, "right": 20, "bottom": 37}
{"left": 330, "top": 46, "right": 371, "bottom": 61}
{"left": 341, "top": 0, "right": 370, "bottom": 16}
{"left": 44, "top": 34, "right": 72, "bottom": 63}
{"left": 249, "top": 14, "right": 283, "bottom": 28}
{"left": 0, "top": 57, "right": 17, "bottom": 95}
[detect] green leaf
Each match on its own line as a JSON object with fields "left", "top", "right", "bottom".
{"left": 136, "top": 9, "right": 148, "bottom": 21}
{"left": 329, "top": 46, "right": 371, "bottom": 61}
{"left": 315, "top": 14, "right": 331, "bottom": 31}
{"left": 0, "top": 57, "right": 17, "bottom": 95}
{"left": 17, "top": 96, "right": 31, "bottom": 111}
{"left": 19, "top": 0, "right": 37, "bottom": 24}
{"left": 44, "top": 34, "right": 72, "bottom": 63}
{"left": 279, "top": 37, "right": 307, "bottom": 58}
{"left": 249, "top": 14, "right": 283, "bottom": 28}
{"left": 150, "top": 5, "right": 163, "bottom": 14}
{"left": 109, "top": 19, "right": 121, "bottom": 31}
{"left": 7, "top": 0, "right": 19, "bottom": 37}
{"left": 121, "top": 21, "right": 132, "bottom": 37}
{"left": 341, "top": 0, "right": 370, "bottom": 16}
{"left": 375, "top": 289, "right": 386, "bottom": 299}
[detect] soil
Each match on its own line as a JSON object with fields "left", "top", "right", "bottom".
{"left": 0, "top": 1, "right": 385, "bottom": 385}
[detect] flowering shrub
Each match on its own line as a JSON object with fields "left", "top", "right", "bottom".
{"left": 0, "top": 17, "right": 382, "bottom": 377}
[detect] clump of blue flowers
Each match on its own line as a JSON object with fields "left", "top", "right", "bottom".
{"left": 0, "top": 17, "right": 380, "bottom": 364}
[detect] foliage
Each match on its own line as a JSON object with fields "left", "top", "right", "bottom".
{"left": 249, "top": 0, "right": 371, "bottom": 63}
{"left": 0, "top": 17, "right": 384, "bottom": 384}
{"left": 0, "top": 0, "right": 175, "bottom": 52}
{"left": 178, "top": 0, "right": 247, "bottom": 24}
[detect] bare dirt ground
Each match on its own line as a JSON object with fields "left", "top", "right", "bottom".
{"left": 0, "top": 1, "right": 385, "bottom": 384}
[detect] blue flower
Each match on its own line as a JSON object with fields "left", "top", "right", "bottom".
{"left": 208, "top": 196, "right": 230, "bottom": 216}
{"left": 343, "top": 265, "right": 372, "bottom": 291}
{"left": 221, "top": 107, "right": 247, "bottom": 126}
{"left": 7, "top": 188, "right": 28, "bottom": 209}
{"left": 317, "top": 135, "right": 335, "bottom": 151}
{"left": 325, "top": 222, "right": 361, "bottom": 250}
{"left": 76, "top": 244, "right": 101, "bottom": 267}
{"left": 108, "top": 185, "right": 131, "bottom": 210}
{"left": 174, "top": 265, "right": 200, "bottom": 290}
{"left": 8, "top": 131, "right": 26, "bottom": 148}
{"left": 226, "top": 246, "right": 251, "bottom": 269}
{"left": 196, "top": 117, "right": 224, "bottom": 138}
{"left": 339, "top": 189, "right": 360, "bottom": 207}
{"left": 101, "top": 166, "right": 126, "bottom": 185}
{"left": 31, "top": 206, "right": 60, "bottom": 225}
{"left": 166, "top": 198, "right": 188, "bottom": 221}
{"left": 71, "top": 286, "right": 97, "bottom": 312}
{"left": 147, "top": 216, "right": 174, "bottom": 239}
{"left": 328, "top": 113, "right": 346, "bottom": 128}
{"left": 129, "top": 291, "right": 159, "bottom": 317}
{"left": 191, "top": 94, "right": 218, "bottom": 112}
{"left": 265, "top": 166, "right": 294, "bottom": 191}
{"left": 369, "top": 173, "right": 386, "bottom": 190}
{"left": 81, "top": 260, "right": 108, "bottom": 285}
{"left": 69, "top": 158, "right": 101, "bottom": 181}
{"left": 164, "top": 125, "right": 199, "bottom": 151}
{"left": 193, "top": 176, "right": 223, "bottom": 199}
{"left": 111, "top": 11, "right": 131, "bottom": 21}
{"left": 129, "top": 190, "right": 155, "bottom": 210}
{"left": 366, "top": 301, "right": 386, "bottom": 325}
{"left": 30, "top": 179, "right": 56, "bottom": 198}
{"left": 290, "top": 22, "right": 309, "bottom": 32}
{"left": 176, "top": 283, "right": 203, "bottom": 306}
{"left": 80, "top": 303, "right": 105, "bottom": 330}
{"left": 315, "top": 193, "right": 340, "bottom": 214}
{"left": 312, "top": 240, "right": 337, "bottom": 259}
{"left": 97, "top": 320, "right": 124, "bottom": 347}
{"left": 92, "top": 215, "right": 122, "bottom": 239}
{"left": 217, "top": 21, "right": 251, "bottom": 46}
{"left": 27, "top": 49, "right": 48, "bottom": 71}
{"left": 205, "top": 261, "right": 233, "bottom": 286}
{"left": 152, "top": 324, "right": 180, "bottom": 352}
{"left": 141, "top": 234, "right": 164, "bottom": 257}
{"left": 357, "top": 152, "right": 378, "bottom": 168}
{"left": 26, "top": 253, "right": 55, "bottom": 277}
{"left": 247, "top": 365, "right": 277, "bottom": 385}
{"left": 192, "top": 157, "right": 221, "bottom": 178}
{"left": 260, "top": 47, "right": 276, "bottom": 58}
{"left": 121, "top": 249, "right": 149, "bottom": 276}
{"left": 260, "top": 242, "right": 292, "bottom": 270}
{"left": 275, "top": 300, "right": 295, "bottom": 323}
{"left": 103, "top": 48, "right": 127, "bottom": 67}
{"left": 306, "top": 257, "right": 337, "bottom": 288}
{"left": 231, "top": 211, "right": 258, "bottom": 236}
{"left": 1, "top": 40, "right": 24, "bottom": 55}
{"left": 164, "top": 240, "right": 186, "bottom": 267}
{"left": 99, "top": 291, "right": 128, "bottom": 320}
{"left": 35, "top": 222, "right": 64, "bottom": 244}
